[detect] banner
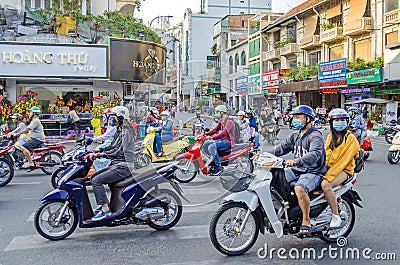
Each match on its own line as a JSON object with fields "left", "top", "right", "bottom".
{"left": 236, "top": 76, "right": 248, "bottom": 95}
{"left": 319, "top": 58, "right": 347, "bottom": 88}
{"left": 262, "top": 70, "right": 280, "bottom": 94}
{"left": 109, "top": 38, "right": 166, "bottom": 84}
{"left": 346, "top": 68, "right": 382, "bottom": 85}
{"left": 248, "top": 74, "right": 261, "bottom": 95}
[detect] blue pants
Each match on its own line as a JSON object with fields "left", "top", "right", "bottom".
{"left": 253, "top": 132, "right": 260, "bottom": 150}
{"left": 207, "top": 139, "right": 231, "bottom": 167}
{"left": 154, "top": 135, "right": 174, "bottom": 153}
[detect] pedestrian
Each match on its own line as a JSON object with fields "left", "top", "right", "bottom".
{"left": 68, "top": 106, "right": 80, "bottom": 137}
{"left": 362, "top": 105, "right": 368, "bottom": 120}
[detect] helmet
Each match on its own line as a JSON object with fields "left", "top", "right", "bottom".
{"left": 215, "top": 105, "right": 227, "bottom": 113}
{"left": 10, "top": 113, "right": 23, "bottom": 120}
{"left": 290, "top": 105, "right": 315, "bottom": 120}
{"left": 160, "top": 110, "right": 170, "bottom": 117}
{"left": 102, "top": 108, "right": 112, "bottom": 115}
{"left": 328, "top": 108, "right": 349, "bottom": 120}
{"left": 110, "top": 106, "right": 129, "bottom": 119}
{"left": 347, "top": 107, "right": 358, "bottom": 114}
{"left": 237, "top": 111, "right": 246, "bottom": 116}
{"left": 245, "top": 110, "right": 253, "bottom": 115}
{"left": 29, "top": 106, "right": 41, "bottom": 115}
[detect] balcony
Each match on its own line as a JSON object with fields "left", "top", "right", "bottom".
{"left": 385, "top": 10, "right": 400, "bottom": 25}
{"left": 280, "top": 43, "right": 299, "bottom": 56}
{"left": 300, "top": 35, "right": 321, "bottom": 50}
{"left": 263, "top": 49, "right": 281, "bottom": 61}
{"left": 321, "top": 27, "right": 344, "bottom": 43}
{"left": 343, "top": 17, "right": 373, "bottom": 36}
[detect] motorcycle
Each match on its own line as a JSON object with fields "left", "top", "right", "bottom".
{"left": 139, "top": 126, "right": 189, "bottom": 166}
{"left": 174, "top": 133, "right": 254, "bottom": 183}
{"left": 0, "top": 147, "right": 14, "bottom": 187}
{"left": 260, "top": 124, "right": 277, "bottom": 144}
{"left": 313, "top": 114, "right": 328, "bottom": 129}
{"left": 387, "top": 131, "right": 400, "bottom": 164}
{"left": 209, "top": 152, "right": 362, "bottom": 256}
{"left": 382, "top": 120, "right": 400, "bottom": 144}
{"left": 35, "top": 152, "right": 184, "bottom": 240}
{"left": 360, "top": 136, "right": 373, "bottom": 160}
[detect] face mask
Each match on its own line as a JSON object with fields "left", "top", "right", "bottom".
{"left": 215, "top": 114, "right": 222, "bottom": 120}
{"left": 333, "top": 121, "right": 348, "bottom": 132}
{"left": 292, "top": 118, "right": 305, "bottom": 130}
{"left": 109, "top": 116, "right": 117, "bottom": 126}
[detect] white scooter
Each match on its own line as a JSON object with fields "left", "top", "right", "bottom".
{"left": 209, "top": 152, "right": 362, "bottom": 256}
{"left": 387, "top": 131, "right": 400, "bottom": 164}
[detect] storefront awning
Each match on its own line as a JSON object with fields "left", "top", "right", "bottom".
{"left": 326, "top": 6, "right": 342, "bottom": 19}
{"left": 344, "top": 0, "right": 368, "bottom": 32}
{"left": 301, "top": 15, "right": 318, "bottom": 46}
{"left": 344, "top": 98, "right": 392, "bottom": 105}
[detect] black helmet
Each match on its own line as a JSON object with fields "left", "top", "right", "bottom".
{"left": 290, "top": 105, "right": 315, "bottom": 120}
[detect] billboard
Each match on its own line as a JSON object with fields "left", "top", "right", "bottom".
{"left": 248, "top": 74, "right": 261, "bottom": 95}
{"left": 262, "top": 70, "right": 279, "bottom": 94}
{"left": 319, "top": 58, "right": 347, "bottom": 88}
{"left": 109, "top": 38, "right": 166, "bottom": 84}
{"left": 236, "top": 76, "right": 248, "bottom": 95}
{"left": 346, "top": 67, "right": 382, "bottom": 85}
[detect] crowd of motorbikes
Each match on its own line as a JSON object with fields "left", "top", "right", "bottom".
{"left": 1, "top": 107, "right": 397, "bottom": 256}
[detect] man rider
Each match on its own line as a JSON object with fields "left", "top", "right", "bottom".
{"left": 13, "top": 107, "right": 46, "bottom": 169}
{"left": 0, "top": 113, "right": 26, "bottom": 147}
{"left": 237, "top": 111, "right": 251, "bottom": 142}
{"left": 267, "top": 105, "right": 327, "bottom": 237}
{"left": 246, "top": 110, "right": 261, "bottom": 151}
{"left": 154, "top": 111, "right": 174, "bottom": 157}
{"left": 86, "top": 106, "right": 136, "bottom": 221}
{"left": 204, "top": 105, "right": 237, "bottom": 176}
{"left": 260, "top": 107, "right": 279, "bottom": 140}
{"left": 348, "top": 107, "right": 366, "bottom": 145}
{"left": 193, "top": 106, "right": 205, "bottom": 134}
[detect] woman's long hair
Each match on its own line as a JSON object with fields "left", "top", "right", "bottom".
{"left": 328, "top": 120, "right": 348, "bottom": 150}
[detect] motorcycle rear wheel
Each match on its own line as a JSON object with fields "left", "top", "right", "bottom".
{"left": 51, "top": 168, "right": 64, "bottom": 189}
{"left": 40, "top": 151, "right": 63, "bottom": 175}
{"left": 319, "top": 196, "right": 355, "bottom": 243}
{"left": 175, "top": 158, "right": 198, "bottom": 183}
{"left": 147, "top": 189, "right": 183, "bottom": 230}
{"left": 0, "top": 157, "right": 14, "bottom": 187}
{"left": 34, "top": 199, "right": 78, "bottom": 240}
{"left": 209, "top": 203, "right": 260, "bottom": 256}
{"left": 385, "top": 134, "right": 394, "bottom": 144}
{"left": 387, "top": 151, "right": 400, "bottom": 164}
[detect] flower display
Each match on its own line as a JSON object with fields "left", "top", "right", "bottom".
{"left": 91, "top": 103, "right": 106, "bottom": 118}
{"left": 47, "top": 105, "right": 58, "bottom": 114}
{"left": 0, "top": 97, "right": 12, "bottom": 123}
{"left": 54, "top": 94, "right": 64, "bottom": 107}
{"left": 11, "top": 98, "right": 40, "bottom": 116}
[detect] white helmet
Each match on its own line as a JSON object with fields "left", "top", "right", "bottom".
{"left": 237, "top": 111, "right": 245, "bottom": 116}
{"left": 110, "top": 106, "right": 129, "bottom": 119}
{"left": 160, "top": 110, "right": 170, "bottom": 117}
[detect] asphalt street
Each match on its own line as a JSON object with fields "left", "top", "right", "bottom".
{"left": 0, "top": 116, "right": 399, "bottom": 265}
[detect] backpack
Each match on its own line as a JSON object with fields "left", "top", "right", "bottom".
{"left": 229, "top": 118, "right": 241, "bottom": 144}
{"left": 354, "top": 150, "right": 364, "bottom": 173}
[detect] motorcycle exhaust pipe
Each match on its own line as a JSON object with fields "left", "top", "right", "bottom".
{"left": 135, "top": 207, "right": 164, "bottom": 220}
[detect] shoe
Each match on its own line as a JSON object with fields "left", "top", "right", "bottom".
{"left": 21, "top": 162, "right": 34, "bottom": 169}
{"left": 93, "top": 205, "right": 102, "bottom": 213}
{"left": 330, "top": 214, "right": 342, "bottom": 228}
{"left": 211, "top": 166, "right": 223, "bottom": 176}
{"left": 91, "top": 210, "right": 111, "bottom": 221}
{"left": 0, "top": 169, "right": 9, "bottom": 178}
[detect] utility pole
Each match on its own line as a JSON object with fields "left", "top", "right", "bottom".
{"left": 176, "top": 41, "right": 181, "bottom": 114}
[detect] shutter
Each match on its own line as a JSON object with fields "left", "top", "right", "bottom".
{"left": 354, "top": 39, "right": 372, "bottom": 61}
{"left": 301, "top": 15, "right": 318, "bottom": 45}
{"left": 344, "top": 0, "right": 368, "bottom": 32}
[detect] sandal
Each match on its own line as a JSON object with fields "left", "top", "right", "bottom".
{"left": 297, "top": 225, "right": 314, "bottom": 238}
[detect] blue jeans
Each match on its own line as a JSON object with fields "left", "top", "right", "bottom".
{"left": 253, "top": 132, "right": 260, "bottom": 150}
{"left": 154, "top": 135, "right": 174, "bottom": 153}
{"left": 207, "top": 139, "right": 231, "bottom": 167}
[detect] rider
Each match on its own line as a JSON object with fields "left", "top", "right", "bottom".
{"left": 260, "top": 107, "right": 279, "bottom": 140}
{"left": 268, "top": 105, "right": 327, "bottom": 237}
{"left": 205, "top": 105, "right": 237, "bottom": 176}
{"left": 246, "top": 110, "right": 260, "bottom": 151}
{"left": 86, "top": 106, "right": 136, "bottom": 221}
{"left": 13, "top": 107, "right": 46, "bottom": 169}
{"left": 0, "top": 113, "right": 26, "bottom": 147}
{"left": 237, "top": 111, "right": 251, "bottom": 142}
{"left": 154, "top": 111, "right": 174, "bottom": 157}
{"left": 322, "top": 108, "right": 360, "bottom": 228}
{"left": 348, "top": 107, "right": 366, "bottom": 145}
{"left": 193, "top": 106, "right": 205, "bottom": 134}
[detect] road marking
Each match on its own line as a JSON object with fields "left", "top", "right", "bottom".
{"left": 8, "top": 182, "right": 41, "bottom": 185}
{"left": 27, "top": 212, "right": 35, "bottom": 222}
{"left": 4, "top": 225, "right": 209, "bottom": 251}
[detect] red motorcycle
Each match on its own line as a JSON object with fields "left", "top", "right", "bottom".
{"left": 0, "top": 140, "right": 65, "bottom": 186}
{"left": 174, "top": 133, "right": 254, "bottom": 183}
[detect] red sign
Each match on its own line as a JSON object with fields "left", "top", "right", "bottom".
{"left": 262, "top": 70, "right": 280, "bottom": 90}
{"left": 320, "top": 80, "right": 347, "bottom": 87}
{"left": 92, "top": 96, "right": 104, "bottom": 101}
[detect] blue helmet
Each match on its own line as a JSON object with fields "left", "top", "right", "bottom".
{"left": 290, "top": 105, "right": 315, "bottom": 120}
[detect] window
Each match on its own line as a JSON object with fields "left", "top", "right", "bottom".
{"left": 231, "top": 40, "right": 237, "bottom": 46}
{"left": 286, "top": 23, "right": 297, "bottom": 43}
{"left": 34, "top": 0, "right": 40, "bottom": 8}
{"left": 386, "top": 31, "right": 398, "bottom": 46}
{"left": 229, "top": 80, "right": 233, "bottom": 92}
{"left": 364, "top": 0, "right": 371, "bottom": 17}
{"left": 229, "top": 56, "right": 233, "bottom": 74}
{"left": 288, "top": 60, "right": 297, "bottom": 69}
{"left": 241, "top": 20, "right": 247, "bottom": 27}
{"left": 329, "top": 45, "right": 344, "bottom": 60}
{"left": 272, "top": 62, "right": 281, "bottom": 70}
{"left": 249, "top": 39, "right": 260, "bottom": 58}
{"left": 241, "top": 51, "right": 246, "bottom": 65}
{"left": 308, "top": 51, "right": 321, "bottom": 67}
{"left": 249, "top": 62, "right": 260, "bottom": 75}
{"left": 240, "top": 0, "right": 245, "bottom": 3}
{"left": 240, "top": 12, "right": 244, "bottom": 14}
{"left": 385, "top": 0, "right": 399, "bottom": 13}
{"left": 235, "top": 53, "right": 239, "bottom": 72}
{"left": 24, "top": 0, "right": 32, "bottom": 8}
{"left": 328, "top": 15, "right": 342, "bottom": 26}
{"left": 45, "top": 0, "right": 51, "bottom": 8}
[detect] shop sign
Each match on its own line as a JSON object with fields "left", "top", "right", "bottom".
{"left": 279, "top": 69, "right": 291, "bottom": 77}
{"left": 0, "top": 42, "right": 108, "bottom": 78}
{"left": 262, "top": 70, "right": 280, "bottom": 93}
{"left": 340, "top": 86, "right": 371, "bottom": 94}
{"left": 319, "top": 58, "right": 347, "bottom": 88}
{"left": 109, "top": 38, "right": 166, "bottom": 84}
{"left": 346, "top": 68, "right": 382, "bottom": 85}
{"left": 92, "top": 96, "right": 103, "bottom": 101}
{"left": 248, "top": 74, "right": 261, "bottom": 95}
{"left": 236, "top": 76, "right": 248, "bottom": 95}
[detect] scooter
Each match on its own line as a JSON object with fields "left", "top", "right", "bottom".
{"left": 387, "top": 131, "right": 400, "bottom": 164}
{"left": 382, "top": 120, "right": 400, "bottom": 144}
{"left": 209, "top": 152, "right": 362, "bottom": 256}
{"left": 34, "top": 153, "right": 185, "bottom": 241}
{"left": 139, "top": 126, "right": 189, "bottom": 165}
{"left": 174, "top": 133, "right": 254, "bottom": 183}
{"left": 360, "top": 136, "right": 373, "bottom": 160}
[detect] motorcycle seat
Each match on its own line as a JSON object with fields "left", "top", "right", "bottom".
{"left": 109, "top": 164, "right": 168, "bottom": 188}
{"left": 217, "top": 143, "right": 249, "bottom": 157}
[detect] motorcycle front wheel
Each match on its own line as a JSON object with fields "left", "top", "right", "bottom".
{"left": 209, "top": 203, "right": 260, "bottom": 256}
{"left": 0, "top": 157, "right": 14, "bottom": 187}
{"left": 175, "top": 158, "right": 198, "bottom": 183}
{"left": 387, "top": 151, "right": 400, "bottom": 164}
{"left": 34, "top": 199, "right": 78, "bottom": 240}
{"left": 40, "top": 151, "right": 63, "bottom": 175}
{"left": 147, "top": 189, "right": 183, "bottom": 230}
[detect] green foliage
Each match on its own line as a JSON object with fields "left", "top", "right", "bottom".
{"left": 288, "top": 63, "right": 318, "bottom": 81}
{"left": 273, "top": 37, "right": 296, "bottom": 48}
{"left": 347, "top": 57, "right": 384, "bottom": 71}
{"left": 320, "top": 22, "right": 343, "bottom": 31}
{"left": 197, "top": 99, "right": 206, "bottom": 107}
{"left": 211, "top": 44, "right": 217, "bottom": 55}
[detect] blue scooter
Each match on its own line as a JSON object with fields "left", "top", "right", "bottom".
{"left": 34, "top": 151, "right": 185, "bottom": 240}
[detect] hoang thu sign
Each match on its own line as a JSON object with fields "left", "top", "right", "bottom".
{"left": 346, "top": 67, "right": 382, "bottom": 85}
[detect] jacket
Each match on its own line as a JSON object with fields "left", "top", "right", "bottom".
{"left": 206, "top": 118, "right": 236, "bottom": 147}
{"left": 268, "top": 127, "right": 327, "bottom": 175}
{"left": 324, "top": 131, "right": 360, "bottom": 182}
